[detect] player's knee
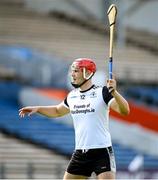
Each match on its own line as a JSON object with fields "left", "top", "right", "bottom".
{"left": 97, "top": 171, "right": 116, "bottom": 179}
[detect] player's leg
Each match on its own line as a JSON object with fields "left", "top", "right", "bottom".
{"left": 94, "top": 147, "right": 116, "bottom": 180}
{"left": 64, "top": 150, "right": 92, "bottom": 179}
{"left": 63, "top": 171, "right": 88, "bottom": 179}
{"left": 97, "top": 171, "right": 115, "bottom": 179}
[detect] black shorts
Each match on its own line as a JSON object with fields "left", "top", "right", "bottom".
{"left": 66, "top": 146, "right": 116, "bottom": 177}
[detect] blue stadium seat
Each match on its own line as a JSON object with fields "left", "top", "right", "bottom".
{"left": 125, "top": 86, "right": 158, "bottom": 107}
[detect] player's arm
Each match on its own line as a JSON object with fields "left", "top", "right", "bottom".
{"left": 19, "top": 102, "right": 70, "bottom": 118}
{"left": 110, "top": 90, "right": 130, "bottom": 115}
{"left": 107, "top": 79, "right": 130, "bottom": 116}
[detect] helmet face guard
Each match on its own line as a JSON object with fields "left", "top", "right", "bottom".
{"left": 70, "top": 58, "right": 96, "bottom": 88}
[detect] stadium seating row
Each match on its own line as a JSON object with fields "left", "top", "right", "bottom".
{"left": 0, "top": 3, "right": 158, "bottom": 84}
{"left": 125, "top": 86, "right": 158, "bottom": 107}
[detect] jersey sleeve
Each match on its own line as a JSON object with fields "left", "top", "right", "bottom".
{"left": 64, "top": 97, "right": 69, "bottom": 107}
{"left": 102, "top": 86, "right": 114, "bottom": 106}
{"left": 62, "top": 97, "right": 69, "bottom": 109}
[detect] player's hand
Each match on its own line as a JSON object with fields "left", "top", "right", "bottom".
{"left": 19, "top": 106, "right": 38, "bottom": 118}
{"left": 107, "top": 78, "right": 116, "bottom": 95}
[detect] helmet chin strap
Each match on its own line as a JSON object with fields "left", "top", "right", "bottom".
{"left": 83, "top": 68, "right": 93, "bottom": 80}
{"left": 71, "top": 68, "right": 94, "bottom": 88}
{"left": 71, "top": 79, "right": 88, "bottom": 88}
